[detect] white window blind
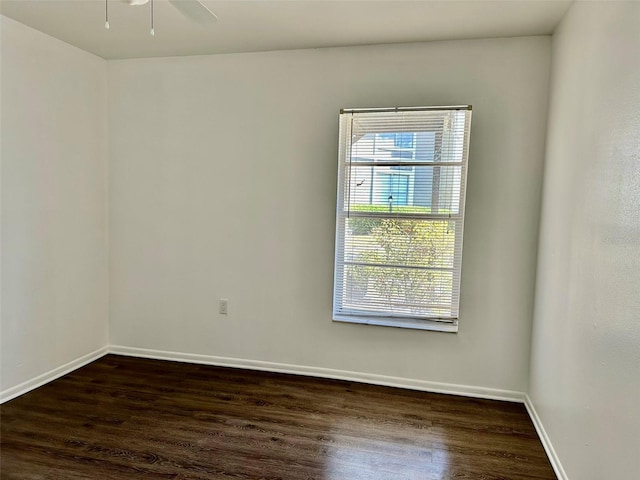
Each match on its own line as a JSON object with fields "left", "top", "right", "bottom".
{"left": 333, "top": 106, "right": 472, "bottom": 331}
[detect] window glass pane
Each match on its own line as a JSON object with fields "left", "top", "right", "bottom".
{"left": 344, "top": 218, "right": 457, "bottom": 269}
{"left": 350, "top": 131, "right": 438, "bottom": 164}
{"left": 342, "top": 265, "right": 454, "bottom": 318}
{"left": 345, "top": 165, "right": 463, "bottom": 215}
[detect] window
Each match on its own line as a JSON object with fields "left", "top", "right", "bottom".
{"left": 333, "top": 106, "right": 472, "bottom": 332}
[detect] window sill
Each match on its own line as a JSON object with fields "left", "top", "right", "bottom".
{"left": 333, "top": 315, "right": 458, "bottom": 333}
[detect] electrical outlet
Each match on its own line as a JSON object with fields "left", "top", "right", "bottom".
{"left": 219, "top": 298, "right": 228, "bottom": 315}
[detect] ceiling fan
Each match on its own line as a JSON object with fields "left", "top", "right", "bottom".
{"left": 105, "top": 0, "right": 218, "bottom": 35}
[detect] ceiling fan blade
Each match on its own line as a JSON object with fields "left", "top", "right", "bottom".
{"left": 168, "top": 0, "right": 218, "bottom": 26}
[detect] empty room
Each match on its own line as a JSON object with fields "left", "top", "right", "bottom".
{"left": 1, "top": 0, "right": 638, "bottom": 479}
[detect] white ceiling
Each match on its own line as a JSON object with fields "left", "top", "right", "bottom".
{"left": 0, "top": 0, "right": 572, "bottom": 60}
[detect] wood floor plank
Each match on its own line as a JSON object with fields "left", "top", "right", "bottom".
{"left": 1, "top": 355, "right": 556, "bottom": 479}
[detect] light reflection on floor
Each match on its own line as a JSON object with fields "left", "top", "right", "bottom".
{"left": 322, "top": 418, "right": 451, "bottom": 479}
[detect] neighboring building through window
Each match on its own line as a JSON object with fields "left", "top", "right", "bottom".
{"left": 333, "top": 106, "right": 472, "bottom": 332}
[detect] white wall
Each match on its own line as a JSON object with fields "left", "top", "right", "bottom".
{"left": 108, "top": 36, "right": 550, "bottom": 393}
{"left": 1, "top": 16, "right": 108, "bottom": 393}
{"left": 529, "top": 2, "right": 640, "bottom": 479}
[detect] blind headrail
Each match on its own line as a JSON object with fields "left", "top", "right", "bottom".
{"left": 340, "top": 105, "right": 472, "bottom": 114}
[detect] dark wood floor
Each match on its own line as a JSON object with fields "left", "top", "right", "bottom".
{"left": 1, "top": 355, "right": 555, "bottom": 480}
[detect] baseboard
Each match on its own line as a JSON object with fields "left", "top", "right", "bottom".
{"left": 108, "top": 345, "right": 525, "bottom": 403}
{"left": 0, "top": 346, "right": 109, "bottom": 404}
{"left": 524, "top": 395, "right": 569, "bottom": 480}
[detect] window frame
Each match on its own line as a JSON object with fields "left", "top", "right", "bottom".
{"left": 332, "top": 105, "right": 472, "bottom": 333}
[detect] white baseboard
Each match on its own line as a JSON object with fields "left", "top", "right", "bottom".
{"left": 0, "top": 346, "right": 109, "bottom": 404}
{"left": 524, "top": 395, "right": 568, "bottom": 480}
{"left": 108, "top": 345, "right": 525, "bottom": 403}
